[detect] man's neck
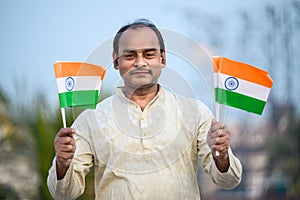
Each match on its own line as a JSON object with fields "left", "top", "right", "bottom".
{"left": 122, "top": 84, "right": 159, "bottom": 110}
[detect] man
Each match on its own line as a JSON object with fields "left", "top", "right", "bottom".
{"left": 47, "top": 18, "right": 242, "bottom": 199}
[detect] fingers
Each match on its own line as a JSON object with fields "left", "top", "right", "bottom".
{"left": 54, "top": 128, "right": 76, "bottom": 168}
{"left": 56, "top": 135, "right": 76, "bottom": 147}
{"left": 56, "top": 142, "right": 76, "bottom": 153}
{"left": 207, "top": 119, "right": 230, "bottom": 158}
{"left": 57, "top": 128, "right": 76, "bottom": 137}
{"left": 210, "top": 119, "right": 227, "bottom": 133}
{"left": 56, "top": 152, "right": 74, "bottom": 164}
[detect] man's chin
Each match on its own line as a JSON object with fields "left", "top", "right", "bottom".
{"left": 126, "top": 81, "right": 157, "bottom": 90}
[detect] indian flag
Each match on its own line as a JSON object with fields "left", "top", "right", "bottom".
{"left": 54, "top": 62, "right": 106, "bottom": 109}
{"left": 213, "top": 57, "right": 273, "bottom": 115}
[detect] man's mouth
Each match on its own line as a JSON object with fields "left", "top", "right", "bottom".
{"left": 130, "top": 70, "right": 151, "bottom": 75}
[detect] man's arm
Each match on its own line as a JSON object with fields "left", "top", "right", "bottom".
{"left": 47, "top": 117, "right": 93, "bottom": 199}
{"left": 198, "top": 118, "right": 242, "bottom": 189}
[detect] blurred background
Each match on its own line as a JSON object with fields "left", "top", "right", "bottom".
{"left": 0, "top": 0, "right": 299, "bottom": 199}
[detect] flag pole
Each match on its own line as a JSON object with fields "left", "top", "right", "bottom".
{"left": 61, "top": 107, "right": 67, "bottom": 128}
{"left": 214, "top": 58, "right": 220, "bottom": 157}
{"left": 215, "top": 102, "right": 220, "bottom": 157}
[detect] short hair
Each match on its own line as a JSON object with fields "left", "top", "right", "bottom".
{"left": 113, "top": 18, "right": 165, "bottom": 55}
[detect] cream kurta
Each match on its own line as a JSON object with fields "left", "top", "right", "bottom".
{"left": 47, "top": 87, "right": 242, "bottom": 200}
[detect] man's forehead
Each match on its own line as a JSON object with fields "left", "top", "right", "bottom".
{"left": 118, "top": 27, "right": 160, "bottom": 51}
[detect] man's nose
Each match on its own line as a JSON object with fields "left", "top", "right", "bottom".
{"left": 135, "top": 54, "right": 146, "bottom": 67}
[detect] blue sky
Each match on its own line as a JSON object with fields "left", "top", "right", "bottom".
{"left": 0, "top": 0, "right": 287, "bottom": 115}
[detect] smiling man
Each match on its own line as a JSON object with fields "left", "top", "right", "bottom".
{"left": 47, "top": 18, "right": 242, "bottom": 200}
{"left": 112, "top": 22, "right": 166, "bottom": 109}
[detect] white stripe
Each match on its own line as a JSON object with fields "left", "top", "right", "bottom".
{"left": 214, "top": 73, "right": 271, "bottom": 101}
{"left": 56, "top": 76, "right": 102, "bottom": 93}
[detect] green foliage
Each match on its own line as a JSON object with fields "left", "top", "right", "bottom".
{"left": 27, "top": 106, "right": 57, "bottom": 199}
{"left": 27, "top": 96, "right": 97, "bottom": 199}
{"left": 0, "top": 86, "right": 101, "bottom": 199}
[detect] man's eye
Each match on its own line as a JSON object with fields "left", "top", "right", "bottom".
{"left": 123, "top": 54, "right": 135, "bottom": 59}
{"left": 144, "top": 51, "right": 156, "bottom": 58}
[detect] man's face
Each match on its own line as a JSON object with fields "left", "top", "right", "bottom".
{"left": 113, "top": 27, "right": 166, "bottom": 90}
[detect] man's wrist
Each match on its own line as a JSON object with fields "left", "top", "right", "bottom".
{"left": 56, "top": 160, "right": 69, "bottom": 180}
{"left": 213, "top": 152, "right": 230, "bottom": 173}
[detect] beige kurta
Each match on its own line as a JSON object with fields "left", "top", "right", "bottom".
{"left": 47, "top": 86, "right": 242, "bottom": 200}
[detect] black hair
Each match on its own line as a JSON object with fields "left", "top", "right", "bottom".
{"left": 113, "top": 18, "right": 165, "bottom": 55}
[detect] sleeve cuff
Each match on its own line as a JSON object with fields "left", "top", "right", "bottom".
{"left": 47, "top": 157, "right": 74, "bottom": 198}
{"left": 211, "top": 148, "right": 243, "bottom": 189}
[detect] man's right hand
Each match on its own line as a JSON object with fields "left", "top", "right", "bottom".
{"left": 54, "top": 128, "right": 76, "bottom": 180}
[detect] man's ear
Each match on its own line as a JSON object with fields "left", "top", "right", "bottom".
{"left": 161, "top": 50, "right": 166, "bottom": 67}
{"left": 112, "top": 51, "right": 119, "bottom": 70}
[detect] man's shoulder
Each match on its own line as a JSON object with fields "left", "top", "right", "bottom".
{"left": 95, "top": 95, "right": 114, "bottom": 109}
{"left": 163, "top": 89, "right": 207, "bottom": 108}
{"left": 163, "top": 89, "right": 213, "bottom": 116}
{"left": 75, "top": 95, "right": 113, "bottom": 119}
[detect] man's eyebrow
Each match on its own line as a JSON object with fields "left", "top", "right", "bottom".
{"left": 122, "top": 49, "right": 136, "bottom": 53}
{"left": 122, "top": 48, "right": 158, "bottom": 53}
{"left": 144, "top": 48, "right": 158, "bottom": 52}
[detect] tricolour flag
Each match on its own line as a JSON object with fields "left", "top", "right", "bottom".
{"left": 213, "top": 57, "right": 273, "bottom": 115}
{"left": 54, "top": 62, "right": 106, "bottom": 109}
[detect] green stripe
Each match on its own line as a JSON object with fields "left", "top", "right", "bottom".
{"left": 58, "top": 90, "right": 99, "bottom": 109}
{"left": 215, "top": 88, "right": 266, "bottom": 115}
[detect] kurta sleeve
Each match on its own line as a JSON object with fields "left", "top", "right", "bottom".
{"left": 196, "top": 103, "right": 242, "bottom": 189}
{"left": 201, "top": 147, "right": 242, "bottom": 189}
{"left": 47, "top": 114, "right": 94, "bottom": 200}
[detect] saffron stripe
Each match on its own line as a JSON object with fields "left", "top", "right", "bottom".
{"left": 54, "top": 62, "right": 106, "bottom": 79}
{"left": 215, "top": 88, "right": 266, "bottom": 115}
{"left": 212, "top": 57, "right": 273, "bottom": 88}
{"left": 58, "top": 90, "right": 99, "bottom": 108}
